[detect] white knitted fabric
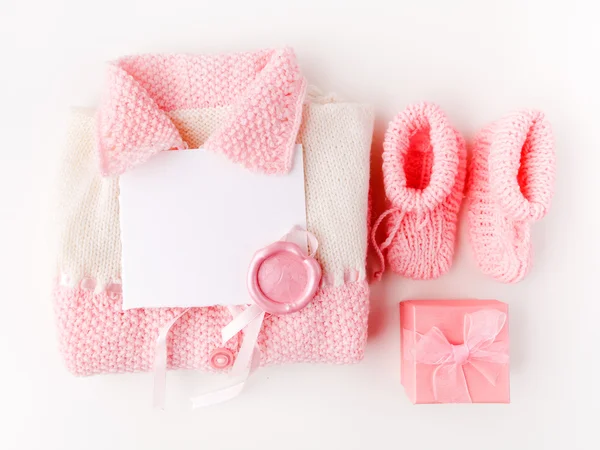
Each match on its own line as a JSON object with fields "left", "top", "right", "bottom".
{"left": 56, "top": 109, "right": 121, "bottom": 289}
{"left": 56, "top": 101, "right": 373, "bottom": 290}
{"left": 300, "top": 103, "right": 373, "bottom": 284}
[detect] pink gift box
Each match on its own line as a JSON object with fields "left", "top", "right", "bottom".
{"left": 400, "top": 299, "right": 510, "bottom": 404}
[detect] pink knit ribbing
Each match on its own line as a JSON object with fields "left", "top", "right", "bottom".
{"left": 374, "top": 103, "right": 466, "bottom": 280}
{"left": 97, "top": 49, "right": 307, "bottom": 176}
{"left": 54, "top": 280, "right": 369, "bottom": 376}
{"left": 467, "top": 110, "right": 555, "bottom": 283}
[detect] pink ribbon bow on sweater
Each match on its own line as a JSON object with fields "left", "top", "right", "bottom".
{"left": 412, "top": 309, "right": 509, "bottom": 403}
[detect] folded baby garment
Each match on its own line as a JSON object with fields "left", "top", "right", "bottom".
{"left": 54, "top": 49, "right": 374, "bottom": 376}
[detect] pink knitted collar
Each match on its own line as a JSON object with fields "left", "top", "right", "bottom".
{"left": 96, "top": 48, "right": 307, "bottom": 176}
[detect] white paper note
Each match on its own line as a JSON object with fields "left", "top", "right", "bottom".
{"left": 118, "top": 146, "right": 306, "bottom": 309}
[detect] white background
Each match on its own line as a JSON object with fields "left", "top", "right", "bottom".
{"left": 1, "top": 1, "right": 599, "bottom": 449}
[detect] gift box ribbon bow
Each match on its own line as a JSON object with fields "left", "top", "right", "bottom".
{"left": 412, "top": 309, "right": 509, "bottom": 403}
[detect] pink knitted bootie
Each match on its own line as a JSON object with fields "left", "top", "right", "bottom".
{"left": 467, "top": 110, "right": 555, "bottom": 283}
{"left": 372, "top": 103, "right": 466, "bottom": 280}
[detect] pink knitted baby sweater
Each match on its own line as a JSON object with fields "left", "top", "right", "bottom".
{"left": 54, "top": 49, "right": 374, "bottom": 375}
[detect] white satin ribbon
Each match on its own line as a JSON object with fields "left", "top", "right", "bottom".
{"left": 191, "top": 310, "right": 265, "bottom": 408}
{"left": 190, "top": 227, "right": 319, "bottom": 407}
{"left": 221, "top": 304, "right": 264, "bottom": 344}
{"left": 152, "top": 226, "right": 317, "bottom": 409}
{"left": 153, "top": 308, "right": 191, "bottom": 410}
{"left": 284, "top": 225, "right": 319, "bottom": 257}
{"left": 152, "top": 306, "right": 262, "bottom": 410}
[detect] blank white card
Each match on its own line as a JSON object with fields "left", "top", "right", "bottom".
{"left": 119, "top": 146, "right": 306, "bottom": 309}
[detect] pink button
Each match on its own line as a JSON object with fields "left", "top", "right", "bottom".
{"left": 209, "top": 348, "right": 234, "bottom": 370}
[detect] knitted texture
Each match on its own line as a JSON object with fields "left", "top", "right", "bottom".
{"left": 57, "top": 109, "right": 121, "bottom": 290}
{"left": 373, "top": 103, "right": 466, "bottom": 280}
{"left": 467, "top": 110, "right": 555, "bottom": 283}
{"left": 57, "top": 104, "right": 373, "bottom": 292}
{"left": 54, "top": 281, "right": 369, "bottom": 375}
{"left": 97, "top": 49, "right": 306, "bottom": 176}
{"left": 54, "top": 50, "right": 374, "bottom": 375}
{"left": 300, "top": 103, "right": 373, "bottom": 284}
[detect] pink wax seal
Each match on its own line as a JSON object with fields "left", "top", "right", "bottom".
{"left": 247, "top": 240, "right": 321, "bottom": 315}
